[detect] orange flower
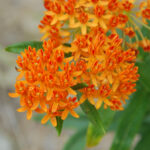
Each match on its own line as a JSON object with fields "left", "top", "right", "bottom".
{"left": 139, "top": 39, "right": 150, "bottom": 52}
{"left": 40, "top": 0, "right": 150, "bottom": 47}
{"left": 75, "top": 29, "right": 139, "bottom": 110}
{"left": 70, "top": 11, "right": 97, "bottom": 35}
{"left": 124, "top": 27, "right": 135, "bottom": 38}
{"left": 120, "top": 0, "right": 134, "bottom": 11}
{"left": 142, "top": 8, "right": 150, "bottom": 19}
{"left": 108, "top": 0, "right": 118, "bottom": 11}
{"left": 38, "top": 15, "right": 70, "bottom": 44}
{"left": 9, "top": 0, "right": 146, "bottom": 127}
{"left": 9, "top": 40, "right": 81, "bottom": 126}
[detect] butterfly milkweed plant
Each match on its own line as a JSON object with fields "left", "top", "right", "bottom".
{"left": 6, "top": 0, "right": 150, "bottom": 149}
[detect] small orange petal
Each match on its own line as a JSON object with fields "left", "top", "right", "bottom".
{"left": 104, "top": 98, "right": 112, "bottom": 106}
{"left": 9, "top": 93, "right": 20, "bottom": 98}
{"left": 31, "top": 100, "right": 39, "bottom": 110}
{"left": 73, "top": 71, "right": 82, "bottom": 76}
{"left": 88, "top": 97, "right": 95, "bottom": 105}
{"left": 107, "top": 74, "right": 113, "bottom": 84}
{"left": 112, "top": 81, "right": 120, "bottom": 92}
{"left": 91, "top": 75, "right": 98, "bottom": 87}
{"left": 16, "top": 71, "right": 24, "bottom": 80}
{"left": 70, "top": 110, "right": 79, "bottom": 118}
{"left": 17, "top": 107, "right": 27, "bottom": 112}
{"left": 61, "top": 109, "right": 69, "bottom": 120}
{"left": 81, "top": 24, "right": 87, "bottom": 35}
{"left": 52, "top": 102, "right": 58, "bottom": 112}
{"left": 27, "top": 110, "right": 32, "bottom": 120}
{"left": 47, "top": 89, "right": 53, "bottom": 101}
{"left": 74, "top": 52, "right": 80, "bottom": 61}
{"left": 20, "top": 96, "right": 26, "bottom": 106}
{"left": 41, "top": 115, "right": 50, "bottom": 124}
{"left": 79, "top": 95, "right": 86, "bottom": 104}
{"left": 96, "top": 97, "right": 103, "bottom": 109}
{"left": 40, "top": 101, "right": 47, "bottom": 112}
{"left": 35, "top": 108, "right": 44, "bottom": 113}
{"left": 51, "top": 117, "right": 57, "bottom": 127}
{"left": 67, "top": 88, "right": 77, "bottom": 95}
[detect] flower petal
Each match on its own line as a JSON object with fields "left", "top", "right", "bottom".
{"left": 70, "top": 110, "right": 79, "bottom": 118}
{"left": 61, "top": 109, "right": 69, "bottom": 120}
{"left": 17, "top": 107, "right": 27, "bottom": 112}
{"left": 41, "top": 115, "right": 50, "bottom": 124}
{"left": 9, "top": 93, "right": 20, "bottom": 98}
{"left": 68, "top": 88, "right": 77, "bottom": 95}
{"left": 52, "top": 102, "right": 58, "bottom": 112}
{"left": 27, "top": 110, "right": 32, "bottom": 120}
{"left": 51, "top": 117, "right": 57, "bottom": 127}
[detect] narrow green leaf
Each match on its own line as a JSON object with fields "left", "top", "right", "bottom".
{"left": 137, "top": 56, "right": 150, "bottom": 91}
{"left": 80, "top": 100, "right": 105, "bottom": 135}
{"left": 99, "top": 107, "right": 116, "bottom": 130}
{"left": 110, "top": 87, "right": 149, "bottom": 150}
{"left": 64, "top": 52, "right": 72, "bottom": 57}
{"left": 63, "top": 43, "right": 71, "bottom": 47}
{"left": 56, "top": 117, "right": 63, "bottom": 136}
{"left": 134, "top": 128, "right": 150, "bottom": 150}
{"left": 77, "top": 91, "right": 105, "bottom": 147}
{"left": 86, "top": 123, "right": 103, "bottom": 147}
{"left": 5, "top": 41, "right": 73, "bottom": 58}
{"left": 71, "top": 83, "right": 88, "bottom": 90}
{"left": 87, "top": 107, "right": 115, "bottom": 147}
{"left": 5, "top": 41, "right": 43, "bottom": 53}
{"left": 63, "top": 128, "right": 87, "bottom": 150}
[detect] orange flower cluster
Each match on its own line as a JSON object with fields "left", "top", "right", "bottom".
{"left": 9, "top": 28, "right": 139, "bottom": 126}
{"left": 9, "top": 40, "right": 82, "bottom": 126}
{"left": 40, "top": 0, "right": 133, "bottom": 37}
{"left": 11, "top": 0, "right": 150, "bottom": 127}
{"left": 71, "top": 28, "right": 139, "bottom": 110}
{"left": 39, "top": 0, "right": 150, "bottom": 52}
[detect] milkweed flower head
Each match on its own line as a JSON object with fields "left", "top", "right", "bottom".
{"left": 71, "top": 28, "right": 139, "bottom": 110}
{"left": 9, "top": 40, "right": 81, "bottom": 126}
{"left": 10, "top": 0, "right": 150, "bottom": 127}
{"left": 38, "top": 0, "right": 150, "bottom": 52}
{"left": 9, "top": 28, "right": 139, "bottom": 126}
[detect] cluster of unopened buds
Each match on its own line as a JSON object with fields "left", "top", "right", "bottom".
{"left": 9, "top": 0, "right": 150, "bottom": 127}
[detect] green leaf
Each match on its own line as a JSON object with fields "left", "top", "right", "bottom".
{"left": 86, "top": 107, "right": 115, "bottom": 147}
{"left": 71, "top": 83, "right": 88, "bottom": 90}
{"left": 5, "top": 41, "right": 43, "bottom": 53}
{"left": 64, "top": 52, "right": 72, "bottom": 57}
{"left": 55, "top": 117, "right": 63, "bottom": 136}
{"left": 134, "top": 128, "right": 150, "bottom": 150}
{"left": 110, "top": 86, "right": 149, "bottom": 150}
{"left": 80, "top": 100, "right": 105, "bottom": 134}
{"left": 5, "top": 41, "right": 73, "bottom": 58}
{"left": 77, "top": 92, "right": 105, "bottom": 147}
{"left": 99, "top": 106, "right": 115, "bottom": 130}
{"left": 137, "top": 56, "right": 150, "bottom": 91}
{"left": 63, "top": 128, "right": 87, "bottom": 150}
{"left": 86, "top": 123, "right": 103, "bottom": 147}
{"left": 63, "top": 43, "right": 71, "bottom": 47}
